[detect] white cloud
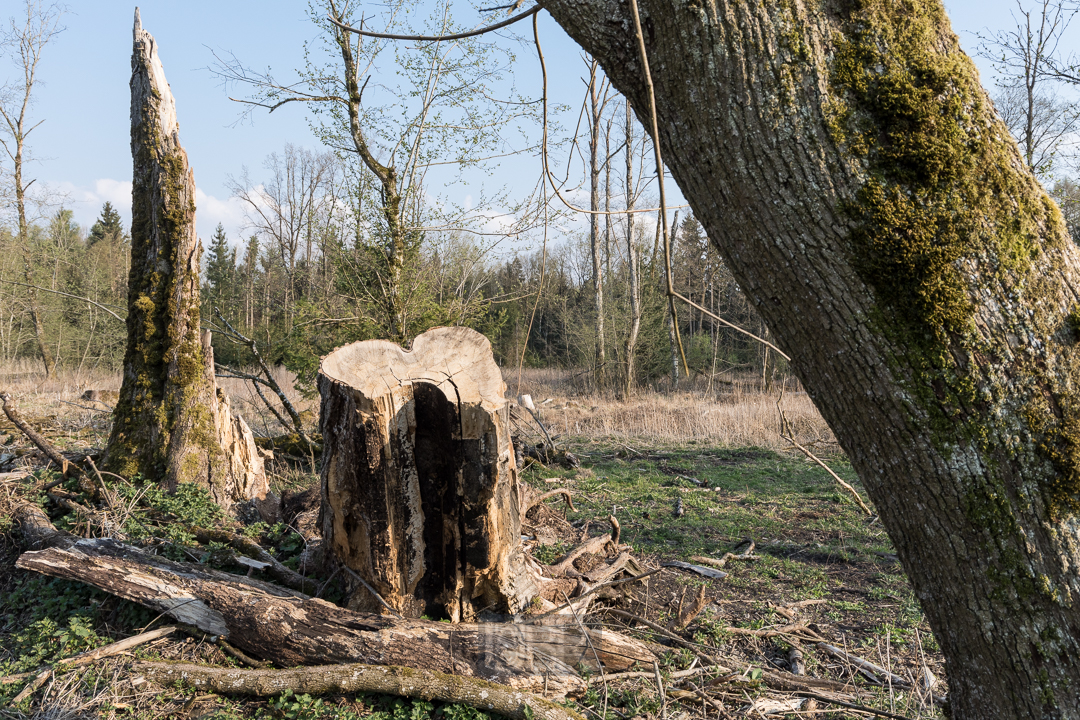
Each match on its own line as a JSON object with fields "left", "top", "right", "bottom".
{"left": 52, "top": 179, "right": 132, "bottom": 230}
{"left": 48, "top": 179, "right": 248, "bottom": 250}
{"left": 194, "top": 188, "right": 249, "bottom": 247}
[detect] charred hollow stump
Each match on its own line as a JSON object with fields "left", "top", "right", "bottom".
{"left": 319, "top": 327, "right": 539, "bottom": 621}
{"left": 104, "top": 9, "right": 268, "bottom": 512}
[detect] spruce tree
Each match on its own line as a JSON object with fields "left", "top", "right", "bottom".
{"left": 205, "top": 223, "right": 236, "bottom": 315}
{"left": 87, "top": 201, "right": 125, "bottom": 247}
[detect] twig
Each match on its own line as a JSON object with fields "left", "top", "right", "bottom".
{"left": 776, "top": 390, "right": 873, "bottom": 515}
{"left": 531, "top": 567, "right": 663, "bottom": 622}
{"left": 10, "top": 626, "right": 177, "bottom": 703}
{"left": 341, "top": 565, "right": 404, "bottom": 619}
{"left": 218, "top": 639, "right": 271, "bottom": 668}
{"left": 601, "top": 608, "right": 728, "bottom": 670}
{"left": 793, "top": 691, "right": 915, "bottom": 720}
{"left": 683, "top": 681, "right": 732, "bottom": 718}
{"left": 527, "top": 488, "right": 576, "bottom": 513}
{"left": 58, "top": 399, "right": 111, "bottom": 412}
{"left": 192, "top": 528, "right": 318, "bottom": 596}
{"left": 330, "top": 5, "right": 542, "bottom": 42}
{"left": 0, "top": 279, "right": 125, "bottom": 322}
{"left": 212, "top": 309, "right": 316, "bottom": 451}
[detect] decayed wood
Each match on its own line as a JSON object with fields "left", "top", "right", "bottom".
{"left": 319, "top": 327, "right": 538, "bottom": 621}
{"left": 103, "top": 10, "right": 267, "bottom": 513}
{"left": 138, "top": 662, "right": 585, "bottom": 720}
{"left": 192, "top": 527, "right": 312, "bottom": 594}
{"left": 816, "top": 643, "right": 910, "bottom": 687}
{"left": 1, "top": 393, "right": 83, "bottom": 480}
{"left": 16, "top": 539, "right": 655, "bottom": 696}
{"left": 672, "top": 584, "right": 707, "bottom": 630}
{"left": 13, "top": 502, "right": 76, "bottom": 550}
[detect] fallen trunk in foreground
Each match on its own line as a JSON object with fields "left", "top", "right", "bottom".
{"left": 15, "top": 539, "right": 654, "bottom": 696}
{"left": 137, "top": 662, "right": 585, "bottom": 720}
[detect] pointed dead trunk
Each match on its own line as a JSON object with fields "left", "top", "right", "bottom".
{"left": 104, "top": 10, "right": 267, "bottom": 512}
{"left": 319, "top": 327, "right": 540, "bottom": 621}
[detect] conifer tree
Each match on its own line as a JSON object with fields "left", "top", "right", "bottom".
{"left": 205, "top": 223, "right": 236, "bottom": 314}
{"left": 87, "top": 201, "right": 126, "bottom": 247}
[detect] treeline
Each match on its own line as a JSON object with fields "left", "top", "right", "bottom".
{"left": 0, "top": 203, "right": 129, "bottom": 375}
{"left": 0, "top": 197, "right": 783, "bottom": 396}
{"left": 6, "top": 170, "right": 1080, "bottom": 396}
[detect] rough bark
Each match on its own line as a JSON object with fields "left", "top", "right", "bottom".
{"left": 103, "top": 11, "right": 267, "bottom": 511}
{"left": 319, "top": 327, "right": 540, "bottom": 621}
{"left": 541, "top": 0, "right": 1080, "bottom": 716}
{"left": 15, "top": 539, "right": 655, "bottom": 697}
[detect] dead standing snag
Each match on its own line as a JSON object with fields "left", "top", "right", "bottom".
{"left": 103, "top": 10, "right": 267, "bottom": 512}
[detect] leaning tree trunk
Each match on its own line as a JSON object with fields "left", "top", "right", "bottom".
{"left": 104, "top": 10, "right": 268, "bottom": 512}
{"left": 319, "top": 327, "right": 540, "bottom": 621}
{"left": 543, "top": 0, "right": 1080, "bottom": 717}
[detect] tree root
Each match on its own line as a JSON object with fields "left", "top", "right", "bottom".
{"left": 136, "top": 661, "right": 586, "bottom": 720}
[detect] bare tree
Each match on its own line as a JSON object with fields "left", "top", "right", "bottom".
{"left": 230, "top": 144, "right": 339, "bottom": 321}
{"left": 622, "top": 100, "right": 642, "bottom": 395}
{"left": 585, "top": 58, "right": 612, "bottom": 385}
{"left": 979, "top": 0, "right": 1080, "bottom": 177}
{"left": 0, "top": 0, "right": 64, "bottom": 377}
{"left": 215, "top": 0, "right": 536, "bottom": 344}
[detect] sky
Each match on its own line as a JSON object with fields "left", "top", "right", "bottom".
{"left": 1, "top": 0, "right": 1065, "bottom": 251}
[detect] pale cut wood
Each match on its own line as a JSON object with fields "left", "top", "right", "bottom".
{"left": 319, "top": 327, "right": 538, "bottom": 621}
{"left": 138, "top": 662, "right": 586, "bottom": 720}
{"left": 16, "top": 539, "right": 655, "bottom": 697}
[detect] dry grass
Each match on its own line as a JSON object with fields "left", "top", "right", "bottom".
{"left": 0, "top": 362, "right": 316, "bottom": 443}
{"left": 505, "top": 367, "right": 837, "bottom": 451}
{"left": 0, "top": 363, "right": 835, "bottom": 454}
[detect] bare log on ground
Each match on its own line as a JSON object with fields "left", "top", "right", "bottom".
{"left": 319, "top": 327, "right": 539, "bottom": 621}
{"left": 138, "top": 662, "right": 585, "bottom": 720}
{"left": 102, "top": 10, "right": 268, "bottom": 514}
{"left": 16, "top": 538, "right": 655, "bottom": 696}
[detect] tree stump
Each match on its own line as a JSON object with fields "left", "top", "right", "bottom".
{"left": 319, "top": 327, "right": 539, "bottom": 621}
{"left": 103, "top": 10, "right": 268, "bottom": 513}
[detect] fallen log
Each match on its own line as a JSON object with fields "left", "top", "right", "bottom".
{"left": 16, "top": 538, "right": 655, "bottom": 696}
{"left": 137, "top": 661, "right": 585, "bottom": 720}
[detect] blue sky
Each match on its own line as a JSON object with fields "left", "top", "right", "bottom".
{"left": 3, "top": 0, "right": 1056, "bottom": 249}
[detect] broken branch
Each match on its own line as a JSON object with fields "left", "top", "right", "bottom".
{"left": 138, "top": 661, "right": 585, "bottom": 720}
